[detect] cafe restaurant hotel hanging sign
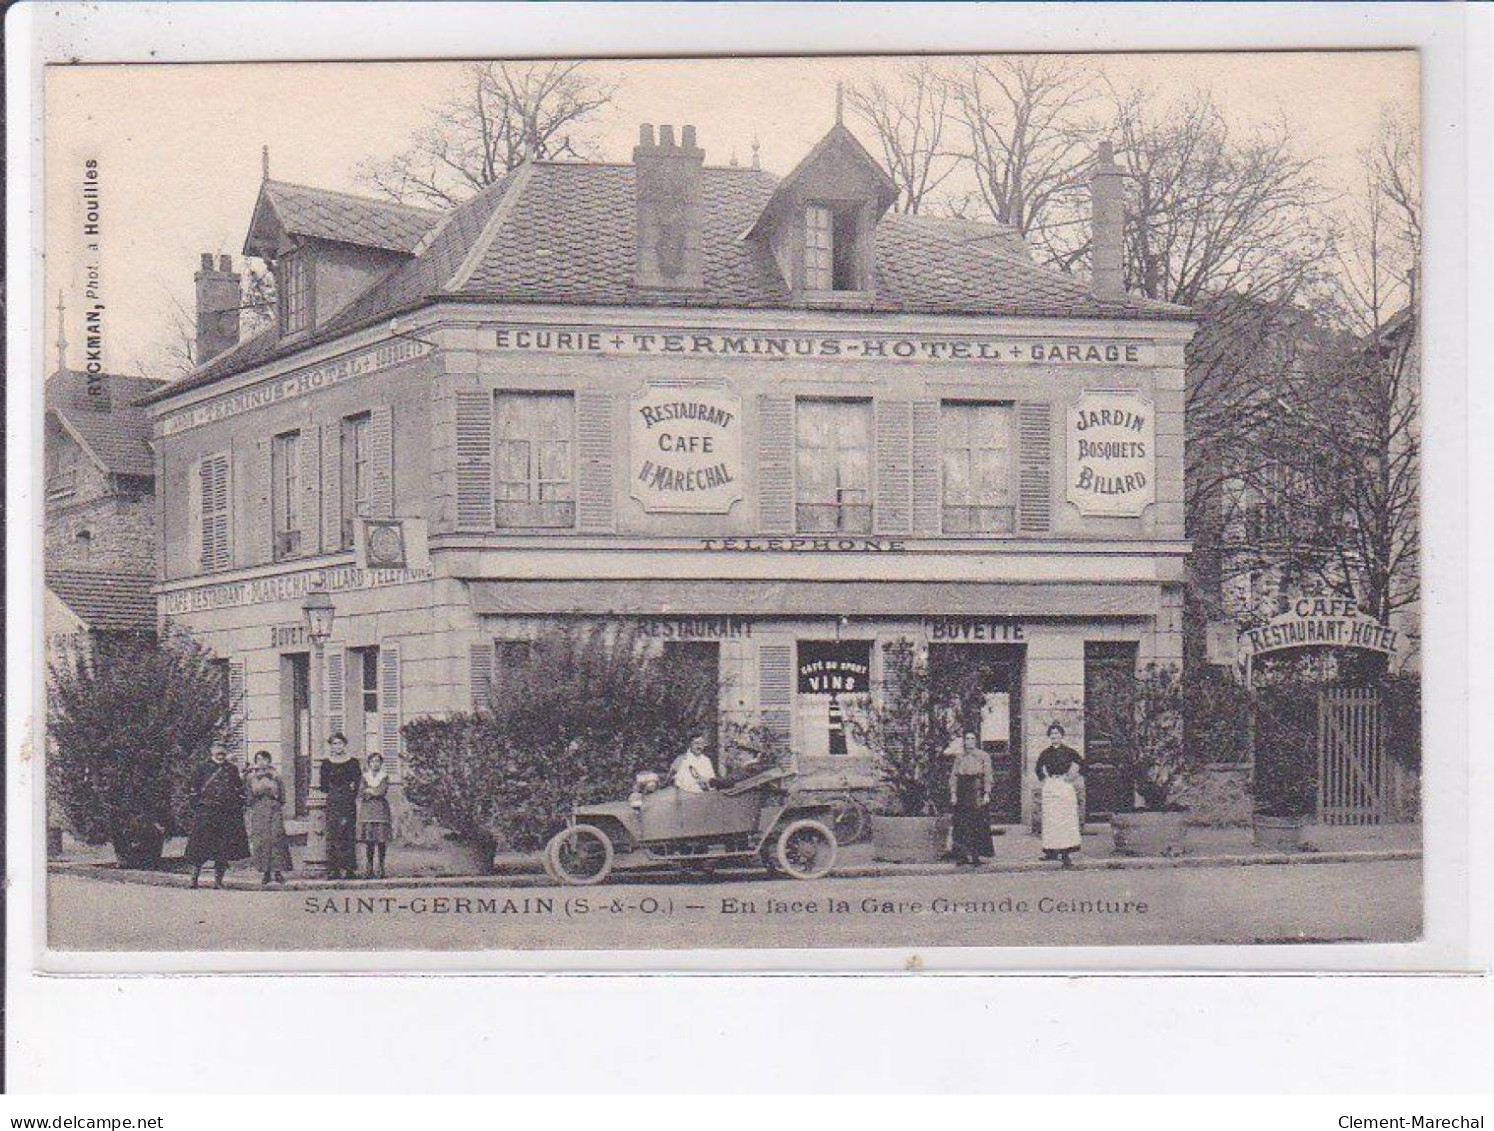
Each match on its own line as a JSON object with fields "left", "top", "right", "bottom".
{"left": 1066, "top": 391, "right": 1156, "bottom": 517}
{"left": 630, "top": 381, "right": 743, "bottom": 514}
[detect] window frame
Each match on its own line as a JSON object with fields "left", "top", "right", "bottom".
{"left": 280, "top": 251, "right": 310, "bottom": 335}
{"left": 492, "top": 390, "right": 577, "bottom": 530}
{"left": 339, "top": 411, "right": 372, "bottom": 549}
{"left": 794, "top": 397, "right": 874, "bottom": 534}
{"left": 270, "top": 429, "right": 302, "bottom": 561}
{"left": 802, "top": 200, "right": 867, "bottom": 294}
{"left": 939, "top": 399, "right": 1018, "bottom": 535}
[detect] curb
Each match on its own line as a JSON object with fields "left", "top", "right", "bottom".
{"left": 49, "top": 847, "right": 1421, "bottom": 893}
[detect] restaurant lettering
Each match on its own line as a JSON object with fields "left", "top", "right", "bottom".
{"left": 1237, "top": 598, "right": 1400, "bottom": 658}
{"left": 160, "top": 564, "right": 434, "bottom": 615}
{"left": 490, "top": 325, "right": 1154, "bottom": 366}
{"left": 1066, "top": 391, "right": 1156, "bottom": 517}
{"left": 630, "top": 384, "right": 743, "bottom": 514}
{"left": 637, "top": 617, "right": 752, "bottom": 640}
{"left": 160, "top": 339, "right": 432, "bottom": 436}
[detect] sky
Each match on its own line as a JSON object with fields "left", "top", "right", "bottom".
{"left": 43, "top": 51, "right": 1418, "bottom": 378}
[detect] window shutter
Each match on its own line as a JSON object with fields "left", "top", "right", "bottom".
{"left": 758, "top": 643, "right": 793, "bottom": 750}
{"left": 575, "top": 390, "right": 614, "bottom": 533}
{"left": 368, "top": 404, "right": 395, "bottom": 519}
{"left": 322, "top": 422, "right": 343, "bottom": 550}
{"left": 301, "top": 425, "right": 321, "bottom": 552}
{"left": 911, "top": 400, "right": 942, "bottom": 535}
{"left": 325, "top": 648, "right": 345, "bottom": 745}
{"left": 226, "top": 658, "right": 248, "bottom": 763}
{"left": 470, "top": 643, "right": 495, "bottom": 712}
{"left": 252, "top": 439, "right": 273, "bottom": 564}
{"left": 454, "top": 391, "right": 494, "bottom": 531}
{"left": 188, "top": 458, "right": 205, "bottom": 572}
{"left": 757, "top": 396, "right": 795, "bottom": 533}
{"left": 1017, "top": 401, "right": 1053, "bottom": 534}
{"left": 379, "top": 642, "right": 402, "bottom": 781}
{"left": 198, "top": 453, "right": 232, "bottom": 572}
{"left": 874, "top": 400, "right": 912, "bottom": 535}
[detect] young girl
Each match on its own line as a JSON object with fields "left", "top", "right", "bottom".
{"left": 357, "top": 753, "right": 393, "bottom": 878}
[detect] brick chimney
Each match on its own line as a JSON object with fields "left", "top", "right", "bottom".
{"left": 195, "top": 252, "right": 241, "bottom": 365}
{"left": 1090, "top": 141, "right": 1125, "bottom": 298}
{"left": 633, "top": 124, "right": 705, "bottom": 291}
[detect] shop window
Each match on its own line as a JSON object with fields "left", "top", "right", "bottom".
{"left": 795, "top": 398, "right": 872, "bottom": 533}
{"left": 494, "top": 392, "right": 576, "bottom": 529}
{"left": 271, "top": 430, "right": 302, "bottom": 560}
{"left": 803, "top": 203, "right": 863, "bottom": 292}
{"left": 796, "top": 640, "right": 873, "bottom": 758}
{"left": 339, "top": 412, "right": 371, "bottom": 549}
{"left": 280, "top": 251, "right": 309, "bottom": 334}
{"left": 940, "top": 401, "right": 1015, "bottom": 533}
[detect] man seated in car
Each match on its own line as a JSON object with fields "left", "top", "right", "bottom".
{"left": 670, "top": 735, "right": 718, "bottom": 793}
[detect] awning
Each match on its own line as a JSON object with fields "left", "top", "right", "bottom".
{"left": 468, "top": 580, "right": 1159, "bottom": 618}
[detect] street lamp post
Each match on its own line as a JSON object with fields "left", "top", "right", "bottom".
{"left": 301, "top": 581, "right": 336, "bottom": 879}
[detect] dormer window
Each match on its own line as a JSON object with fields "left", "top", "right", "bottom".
{"left": 280, "top": 251, "right": 309, "bottom": 334}
{"left": 804, "top": 203, "right": 863, "bottom": 292}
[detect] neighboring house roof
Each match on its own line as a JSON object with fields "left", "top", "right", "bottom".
{"left": 45, "top": 370, "right": 164, "bottom": 477}
{"left": 45, "top": 569, "right": 157, "bottom": 634}
{"left": 152, "top": 151, "right": 1190, "bottom": 403}
{"left": 244, "top": 179, "right": 443, "bottom": 257}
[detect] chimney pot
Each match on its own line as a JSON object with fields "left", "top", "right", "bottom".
{"left": 659, "top": 124, "right": 676, "bottom": 148}
{"left": 194, "top": 251, "right": 242, "bottom": 366}
{"left": 639, "top": 123, "right": 655, "bottom": 148}
{"left": 200, "top": 252, "right": 214, "bottom": 271}
{"left": 1090, "top": 141, "right": 1125, "bottom": 298}
{"left": 682, "top": 125, "right": 697, "bottom": 150}
{"left": 219, "top": 254, "right": 232, "bottom": 272}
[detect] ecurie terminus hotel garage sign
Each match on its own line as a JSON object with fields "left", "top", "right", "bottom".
{"left": 630, "top": 382, "right": 743, "bottom": 514}
{"left": 488, "top": 325, "right": 1157, "bottom": 366}
{"left": 1066, "top": 391, "right": 1156, "bottom": 518}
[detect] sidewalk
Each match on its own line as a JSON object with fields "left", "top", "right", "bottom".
{"left": 49, "top": 821, "right": 1421, "bottom": 892}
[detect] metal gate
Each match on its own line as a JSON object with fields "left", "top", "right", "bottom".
{"left": 1317, "top": 688, "right": 1387, "bottom": 825}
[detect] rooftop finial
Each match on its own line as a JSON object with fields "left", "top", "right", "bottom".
{"left": 836, "top": 81, "right": 845, "bottom": 125}
{"left": 262, "top": 144, "right": 270, "bottom": 181}
{"left": 750, "top": 134, "right": 761, "bottom": 170}
{"left": 55, "top": 290, "right": 67, "bottom": 373}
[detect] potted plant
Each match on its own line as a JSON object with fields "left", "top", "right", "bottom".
{"left": 1251, "top": 683, "right": 1318, "bottom": 850}
{"left": 851, "top": 640, "right": 956, "bottom": 863}
{"left": 404, "top": 624, "right": 719, "bottom": 873}
{"left": 1098, "top": 663, "right": 1191, "bottom": 857}
{"left": 48, "top": 629, "right": 232, "bottom": 870}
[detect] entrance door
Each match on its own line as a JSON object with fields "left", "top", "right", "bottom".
{"left": 929, "top": 645, "right": 1024, "bottom": 822}
{"left": 662, "top": 641, "right": 721, "bottom": 753}
{"left": 281, "top": 653, "right": 311, "bottom": 816}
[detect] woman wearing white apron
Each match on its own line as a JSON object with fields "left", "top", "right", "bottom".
{"left": 1035, "top": 722, "right": 1083, "bottom": 867}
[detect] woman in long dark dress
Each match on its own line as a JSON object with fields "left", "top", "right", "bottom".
{"left": 320, "top": 732, "right": 361, "bottom": 880}
{"left": 948, "top": 732, "right": 994, "bottom": 867}
{"left": 246, "top": 749, "right": 292, "bottom": 885}
{"left": 185, "top": 743, "right": 250, "bottom": 888}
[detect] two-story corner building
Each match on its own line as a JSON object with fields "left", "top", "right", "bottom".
{"left": 45, "top": 368, "right": 163, "bottom": 653}
{"left": 143, "top": 121, "right": 1194, "bottom": 829}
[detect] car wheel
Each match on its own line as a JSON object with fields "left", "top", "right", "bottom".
{"left": 545, "top": 824, "right": 615, "bottom": 886}
{"left": 774, "top": 819, "right": 838, "bottom": 881}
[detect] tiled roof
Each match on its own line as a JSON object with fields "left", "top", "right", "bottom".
{"left": 45, "top": 370, "right": 164, "bottom": 477}
{"left": 46, "top": 569, "right": 157, "bottom": 634}
{"left": 249, "top": 180, "right": 443, "bottom": 255}
{"left": 154, "top": 154, "right": 1189, "bottom": 400}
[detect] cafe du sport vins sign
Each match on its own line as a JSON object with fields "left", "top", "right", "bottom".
{"left": 630, "top": 382, "right": 743, "bottom": 514}
{"left": 1237, "top": 597, "right": 1401, "bottom": 659}
{"left": 1066, "top": 391, "right": 1156, "bottom": 518}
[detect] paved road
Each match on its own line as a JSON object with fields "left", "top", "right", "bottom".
{"left": 48, "top": 858, "right": 1420, "bottom": 953}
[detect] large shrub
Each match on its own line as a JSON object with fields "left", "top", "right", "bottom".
{"left": 1253, "top": 682, "right": 1318, "bottom": 817}
{"left": 48, "top": 629, "right": 233, "bottom": 858}
{"left": 850, "top": 639, "right": 959, "bottom": 817}
{"left": 403, "top": 624, "right": 718, "bottom": 853}
{"left": 1380, "top": 672, "right": 1421, "bottom": 773}
{"left": 1084, "top": 662, "right": 1190, "bottom": 810}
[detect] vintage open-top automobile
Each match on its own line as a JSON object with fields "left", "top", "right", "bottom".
{"left": 542, "top": 765, "right": 839, "bottom": 885}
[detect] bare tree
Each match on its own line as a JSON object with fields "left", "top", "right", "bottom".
{"left": 135, "top": 264, "right": 276, "bottom": 380}
{"left": 844, "top": 62, "right": 960, "bottom": 215}
{"left": 948, "top": 56, "right": 1099, "bottom": 260}
{"left": 357, "top": 61, "right": 618, "bottom": 208}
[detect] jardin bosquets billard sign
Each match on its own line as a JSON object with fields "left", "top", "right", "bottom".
{"left": 630, "top": 382, "right": 743, "bottom": 514}
{"left": 1066, "top": 391, "right": 1156, "bottom": 518}
{"left": 1236, "top": 597, "right": 1402, "bottom": 659}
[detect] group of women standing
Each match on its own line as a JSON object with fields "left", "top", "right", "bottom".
{"left": 946, "top": 721, "right": 1087, "bottom": 869}
{"left": 184, "top": 733, "right": 393, "bottom": 887}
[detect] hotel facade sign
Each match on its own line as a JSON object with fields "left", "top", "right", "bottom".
{"left": 488, "top": 325, "right": 1156, "bottom": 366}
{"left": 1066, "top": 391, "right": 1156, "bottom": 517}
{"left": 630, "top": 382, "right": 743, "bottom": 514}
{"left": 1236, "top": 598, "right": 1401, "bottom": 658}
{"left": 160, "top": 564, "right": 435, "bottom": 615}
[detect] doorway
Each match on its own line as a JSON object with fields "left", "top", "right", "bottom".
{"left": 928, "top": 644, "right": 1025, "bottom": 822}
{"left": 280, "top": 652, "right": 311, "bottom": 816}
